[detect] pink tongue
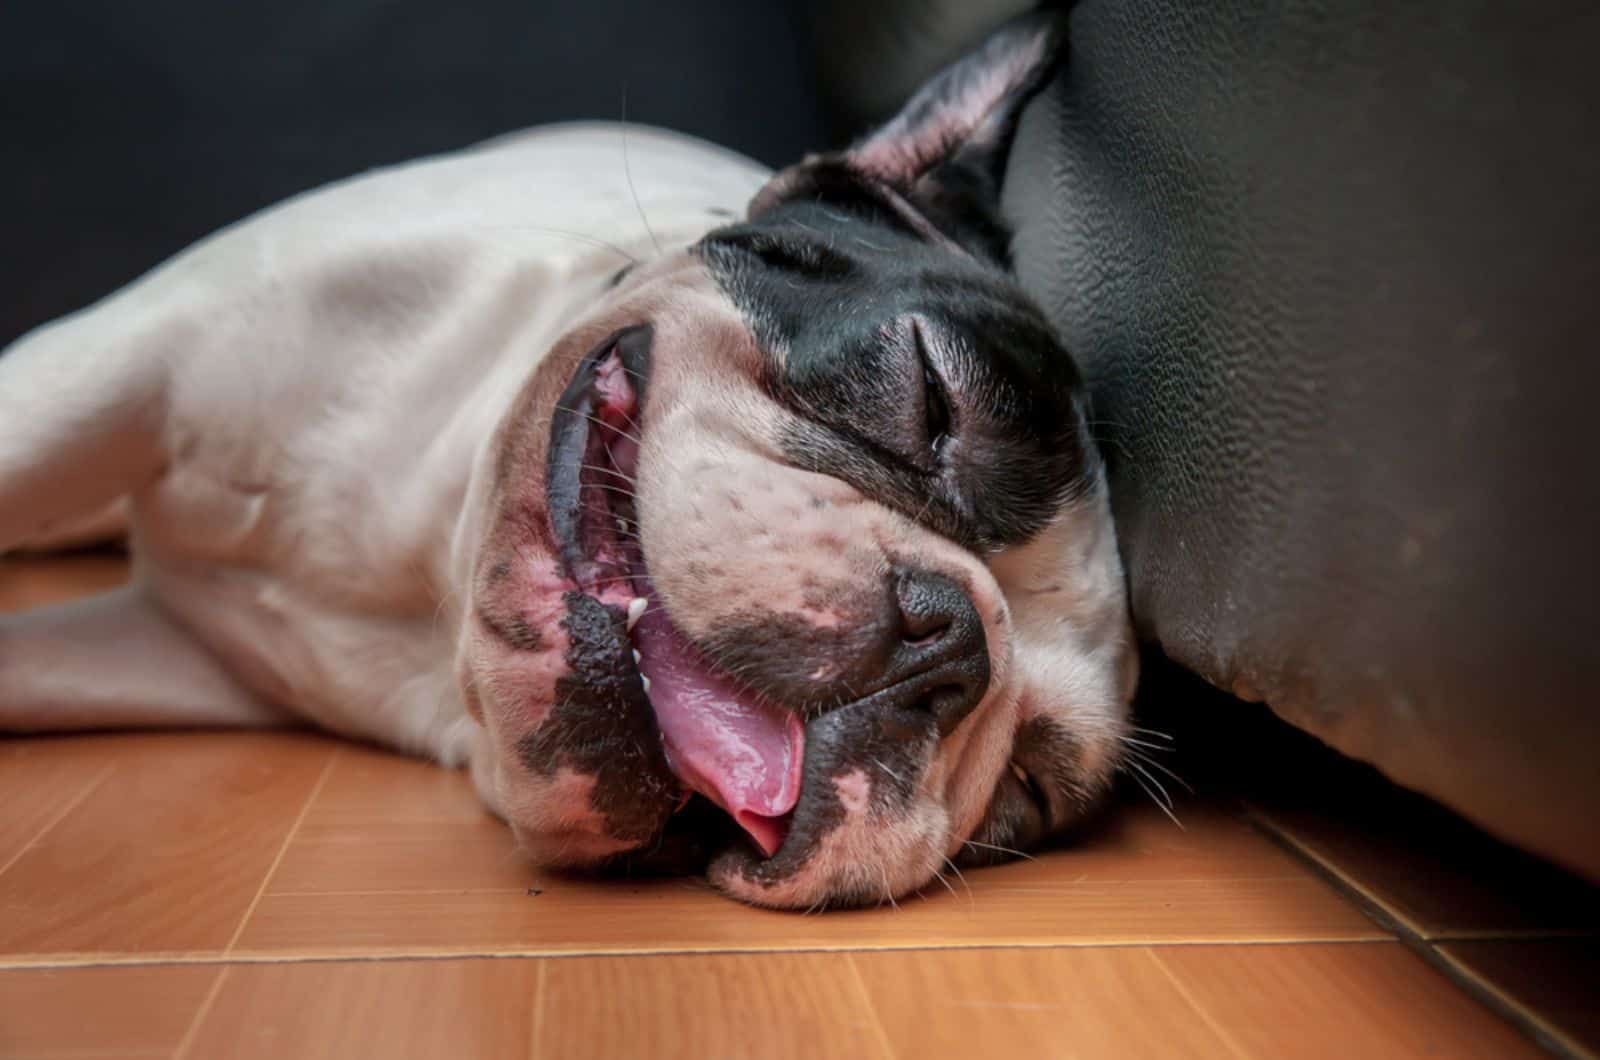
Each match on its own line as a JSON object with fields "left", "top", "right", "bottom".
{"left": 631, "top": 601, "right": 804, "bottom": 857}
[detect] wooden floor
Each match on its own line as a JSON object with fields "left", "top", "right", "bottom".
{"left": 1, "top": 555, "right": 1595, "bottom": 1059}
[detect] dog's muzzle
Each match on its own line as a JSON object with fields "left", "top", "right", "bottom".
{"left": 544, "top": 325, "right": 991, "bottom": 864}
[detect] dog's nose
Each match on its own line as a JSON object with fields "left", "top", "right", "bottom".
{"left": 874, "top": 567, "right": 991, "bottom": 734}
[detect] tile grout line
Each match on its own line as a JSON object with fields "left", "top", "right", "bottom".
{"left": 170, "top": 965, "right": 232, "bottom": 1060}
{"left": 1146, "top": 948, "right": 1253, "bottom": 1060}
{"left": 261, "top": 887, "right": 533, "bottom": 898}
{"left": 220, "top": 747, "right": 341, "bottom": 956}
{"left": 1244, "top": 807, "right": 1431, "bottom": 938}
{"left": 0, "top": 935, "right": 1408, "bottom": 972}
{"left": 1428, "top": 928, "right": 1599, "bottom": 942}
{"left": 0, "top": 762, "right": 116, "bottom": 881}
{"left": 1429, "top": 945, "right": 1598, "bottom": 1060}
{"left": 843, "top": 952, "right": 900, "bottom": 1060}
{"left": 168, "top": 749, "right": 342, "bottom": 1060}
{"left": 1405, "top": 943, "right": 1592, "bottom": 1060}
{"left": 528, "top": 957, "right": 549, "bottom": 1060}
{"left": 1245, "top": 807, "right": 1589, "bottom": 1060}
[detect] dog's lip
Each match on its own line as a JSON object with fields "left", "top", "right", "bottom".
{"left": 545, "top": 324, "right": 654, "bottom": 586}
{"left": 541, "top": 323, "right": 804, "bottom": 862}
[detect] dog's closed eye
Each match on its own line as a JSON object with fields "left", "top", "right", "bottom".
{"left": 700, "top": 227, "right": 857, "bottom": 282}
{"left": 957, "top": 760, "right": 1050, "bottom": 867}
{"left": 913, "top": 318, "right": 955, "bottom": 466}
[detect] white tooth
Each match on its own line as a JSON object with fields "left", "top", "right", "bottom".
{"left": 626, "top": 596, "right": 647, "bottom": 630}
{"left": 640, "top": 674, "right": 652, "bottom": 694}
{"left": 632, "top": 648, "right": 642, "bottom": 665}
{"left": 615, "top": 517, "right": 628, "bottom": 533}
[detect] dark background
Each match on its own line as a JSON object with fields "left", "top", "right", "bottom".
{"left": 0, "top": 0, "right": 830, "bottom": 344}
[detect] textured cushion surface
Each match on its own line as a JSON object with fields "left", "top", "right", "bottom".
{"left": 1003, "top": 0, "right": 1600, "bottom": 877}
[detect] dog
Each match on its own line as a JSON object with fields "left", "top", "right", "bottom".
{"left": 0, "top": 13, "right": 1136, "bottom": 909}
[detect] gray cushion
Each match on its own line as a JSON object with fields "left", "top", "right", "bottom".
{"left": 1004, "top": 0, "right": 1600, "bottom": 878}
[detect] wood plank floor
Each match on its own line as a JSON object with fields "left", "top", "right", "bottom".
{"left": 1, "top": 554, "right": 1594, "bottom": 1059}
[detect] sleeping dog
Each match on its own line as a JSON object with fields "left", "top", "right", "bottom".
{"left": 0, "top": 13, "right": 1136, "bottom": 908}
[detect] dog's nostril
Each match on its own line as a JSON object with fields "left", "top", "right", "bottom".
{"left": 893, "top": 568, "right": 970, "bottom": 649}
{"left": 883, "top": 567, "right": 991, "bottom": 734}
{"left": 899, "top": 615, "right": 950, "bottom": 647}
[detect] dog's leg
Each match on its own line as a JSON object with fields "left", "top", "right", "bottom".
{"left": 0, "top": 303, "right": 170, "bottom": 552}
{"left": 0, "top": 584, "right": 285, "bottom": 731}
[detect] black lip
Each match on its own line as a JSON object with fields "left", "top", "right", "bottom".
{"left": 546, "top": 324, "right": 655, "bottom": 583}
{"left": 542, "top": 322, "right": 828, "bottom": 871}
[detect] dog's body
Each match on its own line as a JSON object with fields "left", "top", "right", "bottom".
{"left": 0, "top": 16, "right": 1138, "bottom": 908}
{"left": 1, "top": 124, "right": 770, "bottom": 757}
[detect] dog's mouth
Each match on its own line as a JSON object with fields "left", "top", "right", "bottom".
{"left": 546, "top": 326, "right": 805, "bottom": 860}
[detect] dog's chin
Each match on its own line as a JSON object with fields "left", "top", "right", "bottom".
{"left": 706, "top": 795, "right": 951, "bottom": 910}
{"left": 580, "top": 756, "right": 958, "bottom": 910}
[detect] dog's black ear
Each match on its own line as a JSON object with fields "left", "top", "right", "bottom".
{"left": 750, "top": 9, "right": 1063, "bottom": 262}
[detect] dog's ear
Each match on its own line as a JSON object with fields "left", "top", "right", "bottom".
{"left": 749, "top": 9, "right": 1063, "bottom": 262}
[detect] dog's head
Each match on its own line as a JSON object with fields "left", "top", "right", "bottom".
{"left": 456, "top": 13, "right": 1137, "bottom": 908}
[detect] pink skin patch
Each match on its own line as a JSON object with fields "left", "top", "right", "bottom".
{"left": 575, "top": 354, "right": 643, "bottom": 610}
{"left": 583, "top": 349, "right": 806, "bottom": 857}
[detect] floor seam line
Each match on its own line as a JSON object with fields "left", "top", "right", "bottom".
{"left": 843, "top": 952, "right": 899, "bottom": 1060}
{"left": 262, "top": 888, "right": 532, "bottom": 898}
{"left": 1433, "top": 947, "right": 1593, "bottom": 1060}
{"left": 1413, "top": 943, "right": 1591, "bottom": 1060}
{"left": 220, "top": 747, "right": 341, "bottom": 956}
{"left": 0, "top": 937, "right": 1397, "bottom": 971}
{"left": 1146, "top": 948, "right": 1253, "bottom": 1060}
{"left": 0, "top": 762, "right": 115, "bottom": 882}
{"left": 1244, "top": 809, "right": 1427, "bottom": 942}
{"left": 170, "top": 964, "right": 231, "bottom": 1060}
{"left": 1245, "top": 808, "right": 1587, "bottom": 1060}
{"left": 528, "top": 959, "right": 548, "bottom": 1060}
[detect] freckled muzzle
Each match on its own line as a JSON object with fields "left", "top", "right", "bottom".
{"left": 544, "top": 325, "right": 806, "bottom": 863}
{"left": 540, "top": 323, "right": 997, "bottom": 887}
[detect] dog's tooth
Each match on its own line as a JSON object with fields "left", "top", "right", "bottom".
{"left": 626, "top": 596, "right": 647, "bottom": 630}
{"left": 632, "top": 648, "right": 642, "bottom": 665}
{"left": 615, "top": 517, "right": 628, "bottom": 533}
{"left": 640, "top": 674, "right": 652, "bottom": 694}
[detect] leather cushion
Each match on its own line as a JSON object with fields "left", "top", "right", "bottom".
{"left": 1004, "top": 0, "right": 1600, "bottom": 877}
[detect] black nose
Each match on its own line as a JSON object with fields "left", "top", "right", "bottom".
{"left": 872, "top": 567, "right": 991, "bottom": 734}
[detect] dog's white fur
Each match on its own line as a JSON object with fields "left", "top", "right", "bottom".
{"left": 0, "top": 124, "right": 762, "bottom": 746}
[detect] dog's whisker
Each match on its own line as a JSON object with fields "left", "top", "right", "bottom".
{"left": 961, "top": 837, "right": 1037, "bottom": 862}
{"left": 583, "top": 573, "right": 650, "bottom": 590}
{"left": 550, "top": 403, "right": 645, "bottom": 447}
{"left": 1125, "top": 748, "right": 1193, "bottom": 793}
{"left": 605, "top": 400, "right": 647, "bottom": 440}
{"left": 1118, "top": 734, "right": 1176, "bottom": 753}
{"left": 1124, "top": 760, "right": 1186, "bottom": 830}
{"left": 879, "top": 864, "right": 898, "bottom": 911}
{"left": 942, "top": 854, "right": 977, "bottom": 910}
{"left": 574, "top": 461, "right": 638, "bottom": 485}
{"left": 619, "top": 89, "right": 663, "bottom": 257}
{"left": 871, "top": 757, "right": 905, "bottom": 785}
{"left": 550, "top": 401, "right": 644, "bottom": 441}
{"left": 465, "top": 222, "right": 642, "bottom": 265}
{"left": 573, "top": 481, "right": 641, "bottom": 502}
{"left": 1124, "top": 758, "right": 1174, "bottom": 810}
{"left": 571, "top": 496, "right": 640, "bottom": 522}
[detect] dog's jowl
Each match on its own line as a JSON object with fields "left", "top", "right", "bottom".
{"left": 0, "top": 13, "right": 1136, "bottom": 908}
